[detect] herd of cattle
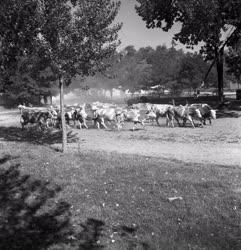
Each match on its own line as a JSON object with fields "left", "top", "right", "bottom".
{"left": 18, "top": 101, "right": 217, "bottom": 131}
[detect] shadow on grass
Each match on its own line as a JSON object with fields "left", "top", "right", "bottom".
{"left": 77, "top": 218, "right": 105, "bottom": 250}
{"left": 0, "top": 155, "right": 151, "bottom": 250}
{"left": 217, "top": 109, "right": 241, "bottom": 118}
{"left": 0, "top": 155, "right": 107, "bottom": 250}
{"left": 0, "top": 126, "right": 79, "bottom": 145}
{"left": 0, "top": 155, "right": 72, "bottom": 250}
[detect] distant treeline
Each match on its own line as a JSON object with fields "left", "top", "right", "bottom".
{"left": 0, "top": 44, "right": 236, "bottom": 107}
{"left": 68, "top": 45, "right": 234, "bottom": 96}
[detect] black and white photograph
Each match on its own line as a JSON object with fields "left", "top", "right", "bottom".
{"left": 0, "top": 0, "right": 241, "bottom": 249}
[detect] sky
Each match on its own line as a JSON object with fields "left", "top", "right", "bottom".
{"left": 115, "top": 0, "right": 234, "bottom": 53}
{"left": 115, "top": 0, "right": 184, "bottom": 51}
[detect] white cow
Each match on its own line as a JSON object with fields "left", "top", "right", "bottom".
{"left": 166, "top": 105, "right": 202, "bottom": 128}
{"left": 146, "top": 104, "right": 173, "bottom": 126}
{"left": 92, "top": 107, "right": 123, "bottom": 130}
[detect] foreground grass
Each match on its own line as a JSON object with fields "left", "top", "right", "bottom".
{"left": 1, "top": 142, "right": 241, "bottom": 249}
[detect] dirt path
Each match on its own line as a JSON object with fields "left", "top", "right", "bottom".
{"left": 74, "top": 129, "right": 241, "bottom": 166}
{"left": 1, "top": 110, "right": 241, "bottom": 166}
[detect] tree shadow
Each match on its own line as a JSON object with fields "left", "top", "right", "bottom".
{"left": 111, "top": 225, "right": 153, "bottom": 250}
{"left": 0, "top": 155, "right": 151, "bottom": 250}
{"left": 0, "top": 126, "right": 79, "bottom": 145}
{"left": 77, "top": 218, "right": 105, "bottom": 250}
{"left": 216, "top": 110, "right": 241, "bottom": 118}
{"left": 0, "top": 155, "right": 72, "bottom": 250}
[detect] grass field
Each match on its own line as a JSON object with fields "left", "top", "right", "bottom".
{"left": 1, "top": 108, "right": 241, "bottom": 249}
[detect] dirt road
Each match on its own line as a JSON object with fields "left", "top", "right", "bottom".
{"left": 1, "top": 110, "right": 241, "bottom": 166}
{"left": 74, "top": 122, "right": 241, "bottom": 166}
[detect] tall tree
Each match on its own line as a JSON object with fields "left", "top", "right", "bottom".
{"left": 226, "top": 40, "right": 241, "bottom": 88}
{"left": 178, "top": 52, "right": 209, "bottom": 93}
{"left": 148, "top": 45, "right": 185, "bottom": 90}
{"left": 136, "top": 0, "right": 241, "bottom": 102}
{"left": 114, "top": 46, "right": 153, "bottom": 91}
{"left": 0, "top": 0, "right": 121, "bottom": 152}
{"left": 0, "top": 0, "right": 44, "bottom": 99}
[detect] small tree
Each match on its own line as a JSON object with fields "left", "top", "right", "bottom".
{"left": 0, "top": 0, "right": 121, "bottom": 152}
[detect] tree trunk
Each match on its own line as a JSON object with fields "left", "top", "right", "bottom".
{"left": 215, "top": 47, "right": 224, "bottom": 103}
{"left": 59, "top": 77, "right": 67, "bottom": 152}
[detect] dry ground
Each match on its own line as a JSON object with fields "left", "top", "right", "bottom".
{"left": 0, "top": 108, "right": 241, "bottom": 249}
{"left": 1, "top": 108, "right": 240, "bottom": 166}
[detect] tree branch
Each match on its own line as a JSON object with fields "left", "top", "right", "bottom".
{"left": 219, "top": 25, "right": 241, "bottom": 52}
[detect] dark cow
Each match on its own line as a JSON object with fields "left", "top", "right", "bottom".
{"left": 74, "top": 107, "right": 88, "bottom": 129}
{"left": 65, "top": 108, "right": 76, "bottom": 126}
{"left": 20, "top": 110, "right": 53, "bottom": 130}
{"left": 191, "top": 103, "right": 216, "bottom": 125}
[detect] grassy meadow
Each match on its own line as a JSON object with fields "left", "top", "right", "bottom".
{"left": 1, "top": 140, "right": 241, "bottom": 249}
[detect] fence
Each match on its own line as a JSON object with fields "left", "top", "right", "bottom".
{"left": 127, "top": 95, "right": 220, "bottom": 106}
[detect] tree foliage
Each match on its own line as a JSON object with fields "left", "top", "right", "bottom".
{"left": 226, "top": 40, "right": 241, "bottom": 83}
{"left": 0, "top": 0, "right": 122, "bottom": 151}
{"left": 0, "top": 0, "right": 121, "bottom": 98}
{"left": 97, "top": 44, "right": 217, "bottom": 95}
{"left": 135, "top": 0, "right": 241, "bottom": 101}
{"left": 178, "top": 53, "right": 207, "bottom": 90}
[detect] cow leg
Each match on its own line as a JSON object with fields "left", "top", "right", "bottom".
{"left": 116, "top": 122, "right": 122, "bottom": 131}
{"left": 167, "top": 114, "right": 174, "bottom": 128}
{"left": 166, "top": 113, "right": 174, "bottom": 127}
{"left": 141, "top": 119, "right": 145, "bottom": 129}
{"left": 156, "top": 115, "right": 161, "bottom": 126}
{"left": 21, "top": 121, "right": 25, "bottom": 130}
{"left": 165, "top": 114, "right": 169, "bottom": 127}
{"left": 183, "top": 118, "right": 187, "bottom": 127}
{"left": 21, "top": 122, "right": 26, "bottom": 130}
{"left": 187, "top": 116, "right": 195, "bottom": 128}
{"left": 78, "top": 120, "right": 82, "bottom": 129}
{"left": 132, "top": 122, "right": 137, "bottom": 131}
{"left": 20, "top": 116, "right": 25, "bottom": 130}
{"left": 101, "top": 120, "right": 108, "bottom": 129}
{"left": 83, "top": 120, "right": 88, "bottom": 129}
{"left": 93, "top": 118, "right": 97, "bottom": 128}
{"left": 192, "top": 119, "right": 197, "bottom": 127}
{"left": 199, "top": 118, "right": 204, "bottom": 128}
{"left": 209, "top": 118, "right": 212, "bottom": 125}
{"left": 171, "top": 117, "right": 174, "bottom": 127}
{"left": 93, "top": 117, "right": 100, "bottom": 129}
{"left": 96, "top": 121, "right": 100, "bottom": 129}
{"left": 118, "top": 121, "right": 124, "bottom": 130}
{"left": 175, "top": 117, "right": 181, "bottom": 127}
